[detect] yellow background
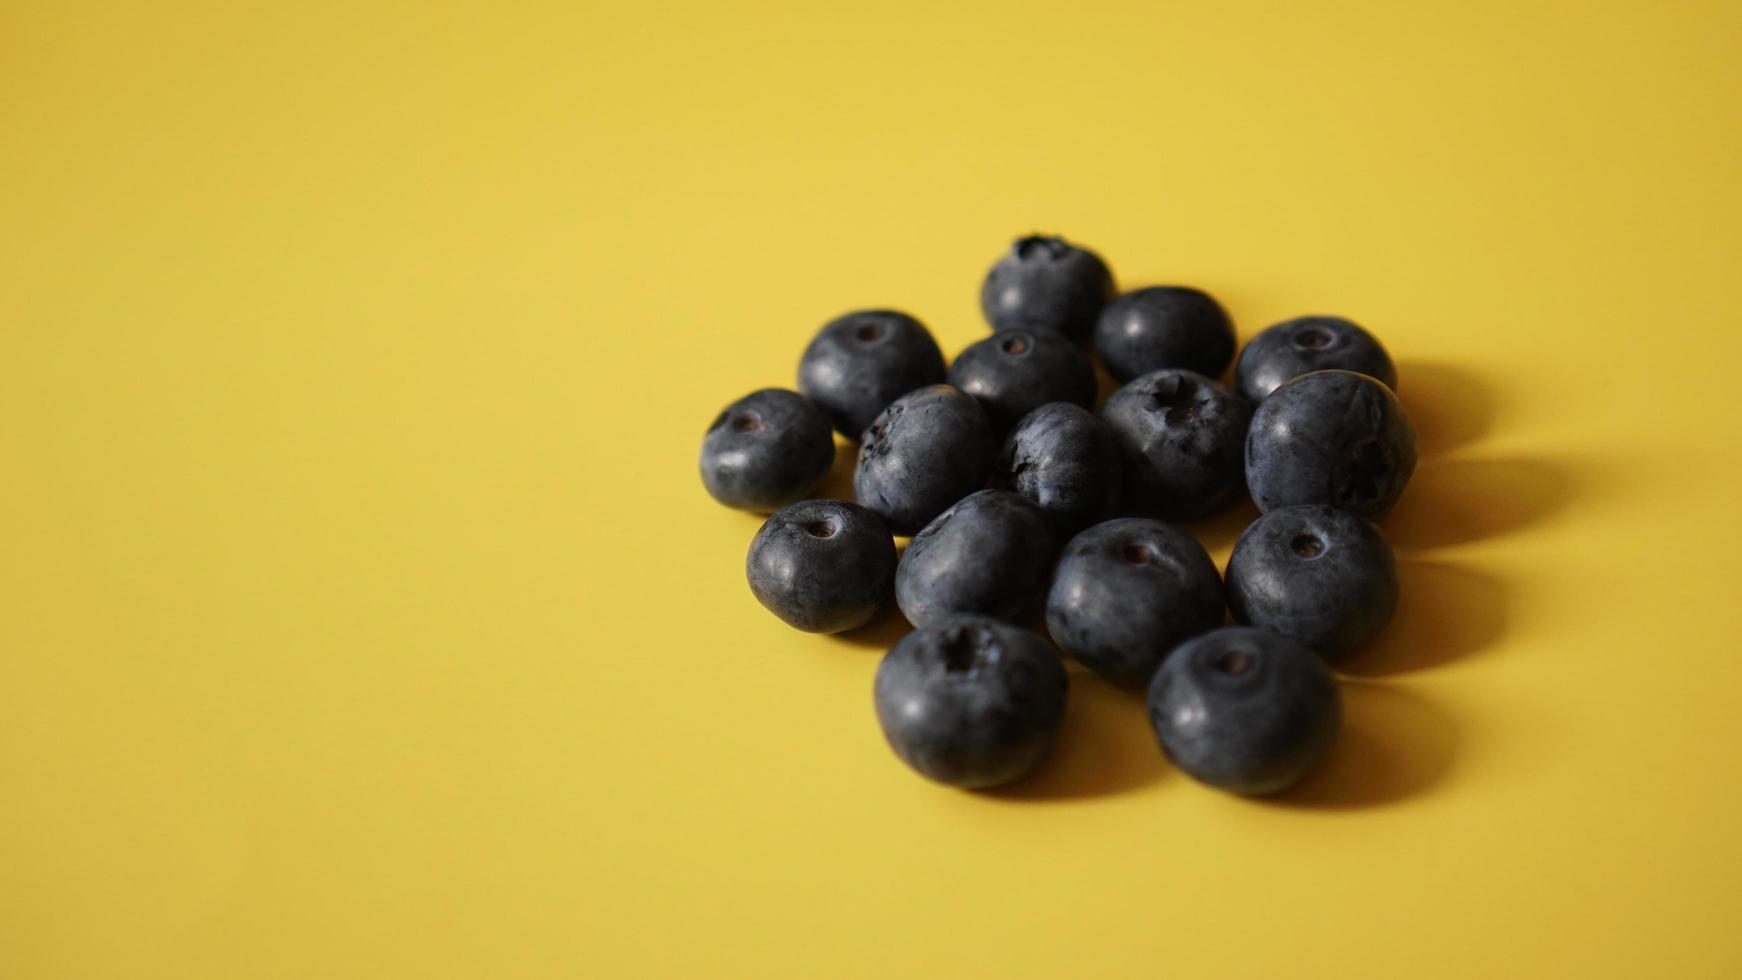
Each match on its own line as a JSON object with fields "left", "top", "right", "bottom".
{"left": 3, "top": 1, "right": 1740, "bottom": 977}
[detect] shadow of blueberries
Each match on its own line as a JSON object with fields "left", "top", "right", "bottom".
{"left": 1337, "top": 561, "right": 1506, "bottom": 677}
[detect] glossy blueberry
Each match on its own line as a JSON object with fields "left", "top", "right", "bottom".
{"left": 746, "top": 499, "right": 896, "bottom": 633}
{"left": 853, "top": 385, "right": 996, "bottom": 535}
{"left": 1093, "top": 286, "right": 1236, "bottom": 383}
{"left": 798, "top": 310, "right": 947, "bottom": 438}
{"left": 699, "top": 388, "right": 835, "bottom": 512}
{"left": 1234, "top": 315, "right": 1396, "bottom": 403}
{"left": 896, "top": 490, "right": 1058, "bottom": 628}
{"left": 1226, "top": 505, "right": 1398, "bottom": 661}
{"left": 1246, "top": 369, "right": 1417, "bottom": 519}
{"left": 874, "top": 615, "right": 1067, "bottom": 789}
{"left": 1045, "top": 518, "right": 1224, "bottom": 685}
{"left": 947, "top": 330, "right": 1096, "bottom": 434}
{"left": 993, "top": 403, "right": 1120, "bottom": 532}
{"left": 979, "top": 235, "right": 1114, "bottom": 342}
{"left": 1101, "top": 369, "right": 1252, "bottom": 521}
{"left": 1147, "top": 627, "right": 1340, "bottom": 795}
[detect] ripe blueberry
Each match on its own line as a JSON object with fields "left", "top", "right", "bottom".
{"left": 1245, "top": 369, "right": 1417, "bottom": 519}
{"left": 1226, "top": 505, "right": 1398, "bottom": 660}
{"left": 699, "top": 388, "right": 835, "bottom": 512}
{"left": 979, "top": 234, "right": 1114, "bottom": 342}
{"left": 947, "top": 330, "right": 1096, "bottom": 434}
{"left": 896, "top": 490, "right": 1058, "bottom": 628}
{"left": 993, "top": 402, "right": 1121, "bottom": 533}
{"left": 1045, "top": 518, "right": 1224, "bottom": 685}
{"left": 854, "top": 385, "right": 996, "bottom": 535}
{"left": 1093, "top": 286, "right": 1236, "bottom": 383}
{"left": 1101, "top": 369, "right": 1252, "bottom": 521}
{"left": 798, "top": 309, "right": 947, "bottom": 438}
{"left": 874, "top": 615, "right": 1067, "bottom": 789}
{"left": 1234, "top": 315, "right": 1396, "bottom": 403}
{"left": 1147, "top": 627, "right": 1340, "bottom": 795}
{"left": 746, "top": 499, "right": 897, "bottom": 633}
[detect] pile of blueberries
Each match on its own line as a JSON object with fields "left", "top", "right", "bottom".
{"left": 701, "top": 235, "right": 1415, "bottom": 796}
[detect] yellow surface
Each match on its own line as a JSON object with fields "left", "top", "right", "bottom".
{"left": 3, "top": 1, "right": 1740, "bottom": 977}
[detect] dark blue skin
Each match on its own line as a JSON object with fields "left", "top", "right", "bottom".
{"left": 797, "top": 310, "right": 947, "bottom": 438}
{"left": 1147, "top": 627, "right": 1341, "bottom": 795}
{"left": 1234, "top": 315, "right": 1397, "bottom": 403}
{"left": 1246, "top": 369, "right": 1417, "bottom": 519}
{"left": 1101, "top": 369, "right": 1252, "bottom": 522}
{"left": 1226, "top": 505, "right": 1398, "bottom": 661}
{"left": 992, "top": 402, "right": 1120, "bottom": 533}
{"left": 699, "top": 388, "right": 835, "bottom": 512}
{"left": 947, "top": 330, "right": 1096, "bottom": 434}
{"left": 853, "top": 385, "right": 996, "bottom": 535}
{"left": 1045, "top": 518, "right": 1224, "bottom": 686}
{"left": 896, "top": 490, "right": 1058, "bottom": 628}
{"left": 979, "top": 235, "right": 1115, "bottom": 343}
{"left": 1093, "top": 286, "right": 1236, "bottom": 383}
{"left": 873, "top": 615, "right": 1068, "bottom": 789}
{"left": 746, "top": 499, "right": 897, "bottom": 633}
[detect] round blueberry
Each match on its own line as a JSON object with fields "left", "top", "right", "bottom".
{"left": 1093, "top": 286, "right": 1236, "bottom": 383}
{"left": 979, "top": 234, "right": 1114, "bottom": 342}
{"left": 1045, "top": 518, "right": 1224, "bottom": 685}
{"left": 993, "top": 402, "right": 1121, "bottom": 533}
{"left": 896, "top": 490, "right": 1058, "bottom": 628}
{"left": 1234, "top": 315, "right": 1396, "bottom": 403}
{"left": 1101, "top": 369, "right": 1252, "bottom": 521}
{"left": 699, "top": 388, "right": 835, "bottom": 512}
{"left": 874, "top": 615, "right": 1067, "bottom": 789}
{"left": 797, "top": 310, "right": 947, "bottom": 438}
{"left": 746, "top": 499, "right": 897, "bottom": 633}
{"left": 1147, "top": 627, "right": 1340, "bottom": 795}
{"left": 947, "top": 330, "right": 1096, "bottom": 434}
{"left": 1226, "top": 505, "right": 1398, "bottom": 660}
{"left": 1245, "top": 369, "right": 1417, "bottom": 519}
{"left": 853, "top": 385, "right": 996, "bottom": 536}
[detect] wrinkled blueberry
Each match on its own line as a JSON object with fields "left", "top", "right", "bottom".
{"left": 1226, "top": 505, "right": 1398, "bottom": 660}
{"left": 1234, "top": 315, "right": 1396, "bottom": 403}
{"left": 1246, "top": 369, "right": 1417, "bottom": 519}
{"left": 947, "top": 330, "right": 1096, "bottom": 434}
{"left": 1147, "top": 627, "right": 1340, "bottom": 795}
{"left": 746, "top": 499, "right": 897, "bottom": 633}
{"left": 798, "top": 310, "right": 947, "bottom": 438}
{"left": 699, "top": 388, "right": 835, "bottom": 512}
{"left": 896, "top": 490, "right": 1058, "bottom": 628}
{"left": 874, "top": 615, "right": 1067, "bottom": 788}
{"left": 993, "top": 403, "right": 1121, "bottom": 532}
{"left": 1101, "top": 369, "right": 1252, "bottom": 521}
{"left": 979, "top": 235, "right": 1114, "bottom": 342}
{"left": 1045, "top": 518, "right": 1224, "bottom": 685}
{"left": 854, "top": 385, "right": 996, "bottom": 535}
{"left": 1094, "top": 286, "right": 1236, "bottom": 383}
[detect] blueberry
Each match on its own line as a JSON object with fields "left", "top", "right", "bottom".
{"left": 1147, "top": 627, "right": 1340, "bottom": 795}
{"left": 746, "top": 499, "right": 897, "bottom": 633}
{"left": 947, "top": 330, "right": 1096, "bottom": 434}
{"left": 1245, "top": 369, "right": 1417, "bottom": 519}
{"left": 853, "top": 385, "right": 996, "bottom": 535}
{"left": 1045, "top": 518, "right": 1224, "bottom": 685}
{"left": 1226, "top": 505, "right": 1398, "bottom": 660}
{"left": 979, "top": 235, "right": 1114, "bottom": 342}
{"left": 1101, "top": 369, "right": 1252, "bottom": 521}
{"left": 993, "top": 403, "right": 1121, "bottom": 532}
{"left": 873, "top": 615, "right": 1067, "bottom": 788}
{"left": 798, "top": 310, "right": 947, "bottom": 438}
{"left": 1093, "top": 286, "right": 1236, "bottom": 383}
{"left": 699, "top": 388, "right": 835, "bottom": 512}
{"left": 896, "top": 490, "right": 1058, "bottom": 628}
{"left": 1234, "top": 315, "right": 1396, "bottom": 403}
